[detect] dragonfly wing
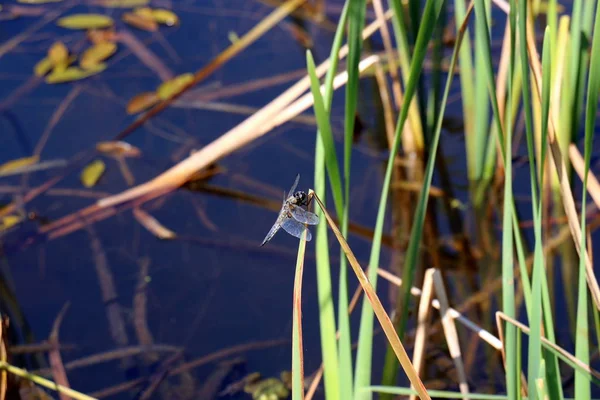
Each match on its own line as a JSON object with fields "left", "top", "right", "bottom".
{"left": 287, "top": 174, "right": 300, "bottom": 198}
{"left": 281, "top": 218, "right": 312, "bottom": 242}
{"left": 261, "top": 210, "right": 285, "bottom": 246}
{"left": 289, "top": 206, "right": 319, "bottom": 225}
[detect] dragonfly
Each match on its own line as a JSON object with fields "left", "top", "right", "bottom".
{"left": 260, "top": 174, "right": 319, "bottom": 246}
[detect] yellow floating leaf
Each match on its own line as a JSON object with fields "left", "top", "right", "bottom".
{"left": 96, "top": 141, "right": 141, "bottom": 157}
{"left": 126, "top": 91, "right": 159, "bottom": 114}
{"left": 81, "top": 159, "right": 105, "bottom": 188}
{"left": 156, "top": 73, "right": 194, "bottom": 100}
{"left": 46, "top": 64, "right": 106, "bottom": 84}
{"left": 133, "top": 208, "right": 176, "bottom": 239}
{"left": 0, "top": 156, "right": 39, "bottom": 173}
{"left": 48, "top": 41, "right": 68, "bottom": 66}
{"left": 57, "top": 14, "right": 114, "bottom": 30}
{"left": 0, "top": 215, "right": 22, "bottom": 232}
{"left": 133, "top": 7, "right": 153, "bottom": 20}
{"left": 34, "top": 57, "right": 53, "bottom": 76}
{"left": 122, "top": 11, "right": 157, "bottom": 31}
{"left": 151, "top": 8, "right": 179, "bottom": 26}
{"left": 17, "top": 0, "right": 62, "bottom": 3}
{"left": 99, "top": 0, "right": 149, "bottom": 7}
{"left": 80, "top": 42, "right": 117, "bottom": 70}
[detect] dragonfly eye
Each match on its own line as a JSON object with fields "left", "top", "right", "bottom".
{"left": 295, "top": 192, "right": 306, "bottom": 204}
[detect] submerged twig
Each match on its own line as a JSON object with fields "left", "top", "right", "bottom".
{"left": 48, "top": 303, "right": 71, "bottom": 400}
{"left": 86, "top": 226, "right": 131, "bottom": 369}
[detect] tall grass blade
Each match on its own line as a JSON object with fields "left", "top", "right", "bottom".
{"left": 354, "top": 0, "right": 445, "bottom": 396}
{"left": 339, "top": 0, "right": 366, "bottom": 395}
{"left": 381, "top": 1, "right": 472, "bottom": 389}
{"left": 574, "top": 0, "right": 600, "bottom": 396}
{"left": 310, "top": 3, "right": 351, "bottom": 398}
{"left": 502, "top": 1, "right": 517, "bottom": 398}
{"left": 311, "top": 192, "right": 431, "bottom": 400}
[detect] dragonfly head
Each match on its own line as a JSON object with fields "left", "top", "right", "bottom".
{"left": 292, "top": 191, "right": 308, "bottom": 205}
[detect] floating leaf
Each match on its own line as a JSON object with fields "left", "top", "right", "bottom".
{"left": 126, "top": 91, "right": 159, "bottom": 114}
{"left": 96, "top": 141, "right": 141, "bottom": 157}
{"left": 48, "top": 41, "right": 69, "bottom": 68}
{"left": 0, "top": 156, "right": 39, "bottom": 173}
{"left": 151, "top": 8, "right": 178, "bottom": 26}
{"left": 80, "top": 42, "right": 117, "bottom": 69}
{"left": 122, "top": 11, "right": 157, "bottom": 31}
{"left": 57, "top": 14, "right": 114, "bottom": 30}
{"left": 17, "top": 0, "right": 62, "bottom": 3}
{"left": 133, "top": 6, "right": 153, "bottom": 20}
{"left": 87, "top": 29, "right": 118, "bottom": 45}
{"left": 0, "top": 215, "right": 22, "bottom": 232}
{"left": 34, "top": 57, "right": 53, "bottom": 76}
{"left": 156, "top": 73, "right": 194, "bottom": 100}
{"left": 46, "top": 64, "right": 106, "bottom": 84}
{"left": 80, "top": 159, "right": 105, "bottom": 188}
{"left": 99, "top": 0, "right": 149, "bottom": 7}
{"left": 133, "top": 208, "right": 176, "bottom": 239}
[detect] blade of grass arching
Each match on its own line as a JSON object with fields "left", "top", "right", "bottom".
{"left": 292, "top": 233, "right": 307, "bottom": 400}
{"left": 502, "top": 1, "right": 517, "bottom": 398}
{"left": 574, "top": 0, "right": 600, "bottom": 395}
{"left": 312, "top": 192, "right": 431, "bottom": 400}
{"left": 355, "top": 0, "right": 445, "bottom": 396}
{"left": 311, "top": 3, "right": 349, "bottom": 398}
{"left": 380, "top": 2, "right": 473, "bottom": 389}
{"left": 306, "top": 52, "right": 344, "bottom": 220}
{"left": 338, "top": 1, "right": 366, "bottom": 396}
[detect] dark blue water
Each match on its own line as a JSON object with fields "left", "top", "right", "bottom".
{"left": 0, "top": 0, "right": 598, "bottom": 399}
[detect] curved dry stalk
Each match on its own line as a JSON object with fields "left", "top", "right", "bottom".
{"left": 524, "top": 11, "right": 600, "bottom": 311}
{"left": 48, "top": 303, "right": 71, "bottom": 400}
{"left": 310, "top": 191, "right": 430, "bottom": 400}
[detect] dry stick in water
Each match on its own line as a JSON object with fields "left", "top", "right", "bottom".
{"left": 48, "top": 303, "right": 72, "bottom": 400}
{"left": 86, "top": 226, "right": 132, "bottom": 369}
{"left": 90, "top": 339, "right": 289, "bottom": 398}
{"left": 35, "top": 345, "right": 181, "bottom": 377}
{"left": 310, "top": 191, "right": 430, "bottom": 399}
{"left": 117, "top": 30, "right": 174, "bottom": 81}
